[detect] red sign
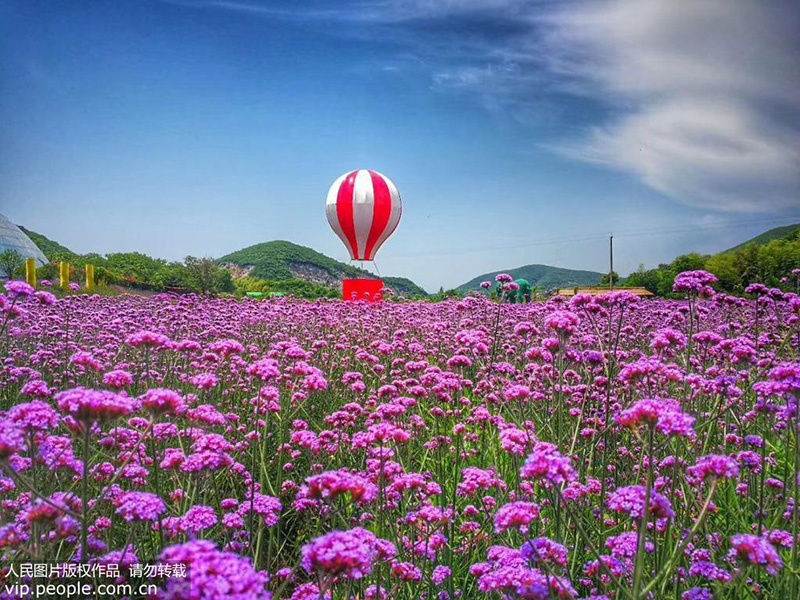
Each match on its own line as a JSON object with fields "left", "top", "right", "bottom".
{"left": 343, "top": 279, "right": 383, "bottom": 302}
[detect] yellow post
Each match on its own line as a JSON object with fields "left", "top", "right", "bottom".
{"left": 85, "top": 264, "right": 94, "bottom": 291}
{"left": 25, "top": 258, "right": 37, "bottom": 287}
{"left": 60, "top": 262, "right": 70, "bottom": 290}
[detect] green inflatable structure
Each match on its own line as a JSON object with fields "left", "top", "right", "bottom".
{"left": 245, "top": 291, "right": 286, "bottom": 299}
{"left": 513, "top": 278, "right": 532, "bottom": 303}
{"left": 492, "top": 278, "right": 532, "bottom": 303}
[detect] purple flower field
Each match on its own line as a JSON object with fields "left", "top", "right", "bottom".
{"left": 1, "top": 273, "right": 798, "bottom": 599}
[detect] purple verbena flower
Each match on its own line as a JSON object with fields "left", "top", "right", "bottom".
{"left": 607, "top": 485, "right": 673, "bottom": 520}
{"left": 159, "top": 539, "right": 270, "bottom": 599}
{"left": 729, "top": 534, "right": 782, "bottom": 575}
{"left": 114, "top": 491, "right": 165, "bottom": 522}
{"left": 520, "top": 442, "right": 576, "bottom": 486}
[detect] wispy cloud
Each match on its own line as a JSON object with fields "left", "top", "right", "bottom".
{"left": 161, "top": 0, "right": 800, "bottom": 212}
{"left": 155, "top": 0, "right": 345, "bottom": 21}
{"left": 539, "top": 0, "right": 800, "bottom": 212}
{"left": 165, "top": 0, "right": 536, "bottom": 23}
{"left": 556, "top": 99, "right": 800, "bottom": 212}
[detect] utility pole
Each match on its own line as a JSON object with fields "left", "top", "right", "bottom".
{"left": 609, "top": 234, "right": 614, "bottom": 290}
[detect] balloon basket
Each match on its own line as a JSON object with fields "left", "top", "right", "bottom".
{"left": 343, "top": 279, "right": 383, "bottom": 302}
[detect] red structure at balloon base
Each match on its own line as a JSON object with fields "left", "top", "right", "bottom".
{"left": 343, "top": 279, "right": 383, "bottom": 303}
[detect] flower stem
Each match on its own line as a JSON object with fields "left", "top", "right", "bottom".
{"left": 632, "top": 425, "right": 655, "bottom": 597}
{"left": 80, "top": 424, "right": 91, "bottom": 563}
{"left": 642, "top": 478, "right": 718, "bottom": 598}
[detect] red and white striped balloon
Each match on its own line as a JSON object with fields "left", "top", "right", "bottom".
{"left": 326, "top": 170, "right": 402, "bottom": 261}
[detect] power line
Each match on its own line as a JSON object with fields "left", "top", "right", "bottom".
{"left": 609, "top": 216, "right": 800, "bottom": 239}
{"left": 477, "top": 215, "right": 800, "bottom": 244}
{"left": 380, "top": 215, "right": 800, "bottom": 261}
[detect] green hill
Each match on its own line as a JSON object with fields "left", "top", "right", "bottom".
{"left": 18, "top": 226, "right": 77, "bottom": 261}
{"left": 16, "top": 226, "right": 427, "bottom": 297}
{"left": 724, "top": 223, "right": 800, "bottom": 252}
{"left": 219, "top": 240, "right": 427, "bottom": 297}
{"left": 626, "top": 223, "right": 800, "bottom": 295}
{"left": 457, "top": 264, "right": 604, "bottom": 293}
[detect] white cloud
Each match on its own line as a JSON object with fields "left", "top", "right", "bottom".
{"left": 541, "top": 0, "right": 800, "bottom": 211}
{"left": 560, "top": 99, "right": 800, "bottom": 211}
{"left": 163, "top": 0, "right": 800, "bottom": 212}
{"left": 541, "top": 1, "right": 798, "bottom": 102}
{"left": 374, "top": 0, "right": 533, "bottom": 19}
{"left": 350, "top": 0, "right": 800, "bottom": 212}
{"left": 159, "top": 0, "right": 534, "bottom": 23}
{"left": 366, "top": 0, "right": 800, "bottom": 211}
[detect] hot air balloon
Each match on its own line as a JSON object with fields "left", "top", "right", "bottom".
{"left": 326, "top": 170, "right": 402, "bottom": 261}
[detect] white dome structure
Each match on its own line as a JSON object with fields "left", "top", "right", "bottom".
{"left": 0, "top": 213, "right": 48, "bottom": 266}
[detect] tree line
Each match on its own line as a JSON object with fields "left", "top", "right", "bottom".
{"left": 625, "top": 231, "right": 800, "bottom": 295}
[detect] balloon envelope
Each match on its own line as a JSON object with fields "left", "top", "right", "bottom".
{"left": 326, "top": 170, "right": 402, "bottom": 261}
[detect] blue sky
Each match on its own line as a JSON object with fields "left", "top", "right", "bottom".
{"left": 1, "top": 0, "right": 799, "bottom": 291}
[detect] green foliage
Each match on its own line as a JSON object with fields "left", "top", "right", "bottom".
{"left": 383, "top": 277, "right": 427, "bottom": 297}
{"left": 599, "top": 271, "right": 620, "bottom": 286}
{"left": 105, "top": 252, "right": 167, "bottom": 282}
{"left": 272, "top": 279, "right": 338, "bottom": 299}
{"left": 150, "top": 262, "right": 194, "bottom": 289}
{"left": 221, "top": 240, "right": 350, "bottom": 280}
{"left": 0, "top": 249, "right": 25, "bottom": 278}
{"left": 624, "top": 264, "right": 665, "bottom": 294}
{"left": 16, "top": 228, "right": 237, "bottom": 294}
{"left": 429, "top": 287, "right": 463, "bottom": 302}
{"left": 624, "top": 236, "right": 800, "bottom": 295}
{"left": 233, "top": 276, "right": 337, "bottom": 299}
{"left": 184, "top": 256, "right": 235, "bottom": 294}
{"left": 34, "top": 262, "right": 60, "bottom": 283}
{"left": 75, "top": 253, "right": 109, "bottom": 268}
{"left": 233, "top": 277, "right": 272, "bottom": 294}
{"left": 18, "top": 226, "right": 78, "bottom": 262}
{"left": 18, "top": 230, "right": 428, "bottom": 298}
{"left": 18, "top": 225, "right": 78, "bottom": 262}
{"left": 723, "top": 222, "right": 800, "bottom": 252}
{"left": 672, "top": 252, "right": 707, "bottom": 273}
{"left": 220, "top": 240, "right": 428, "bottom": 297}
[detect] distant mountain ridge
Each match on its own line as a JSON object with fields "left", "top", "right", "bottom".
{"left": 219, "top": 240, "right": 427, "bottom": 297}
{"left": 723, "top": 223, "right": 800, "bottom": 253}
{"left": 457, "top": 264, "right": 604, "bottom": 293}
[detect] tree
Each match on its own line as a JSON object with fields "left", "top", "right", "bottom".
{"left": 704, "top": 252, "right": 741, "bottom": 291}
{"left": 78, "top": 253, "right": 109, "bottom": 268}
{"left": 216, "top": 268, "right": 235, "bottom": 294}
{"left": 0, "top": 249, "right": 25, "bottom": 278}
{"left": 105, "top": 252, "right": 166, "bottom": 282}
{"left": 618, "top": 232, "right": 799, "bottom": 297}
{"left": 152, "top": 262, "right": 193, "bottom": 289}
{"left": 234, "top": 277, "right": 271, "bottom": 295}
{"left": 429, "top": 288, "right": 462, "bottom": 302}
{"left": 624, "top": 265, "right": 660, "bottom": 294}
{"left": 184, "top": 256, "right": 234, "bottom": 294}
{"left": 673, "top": 253, "right": 708, "bottom": 273}
{"left": 599, "top": 271, "right": 620, "bottom": 286}
{"left": 758, "top": 238, "right": 800, "bottom": 287}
